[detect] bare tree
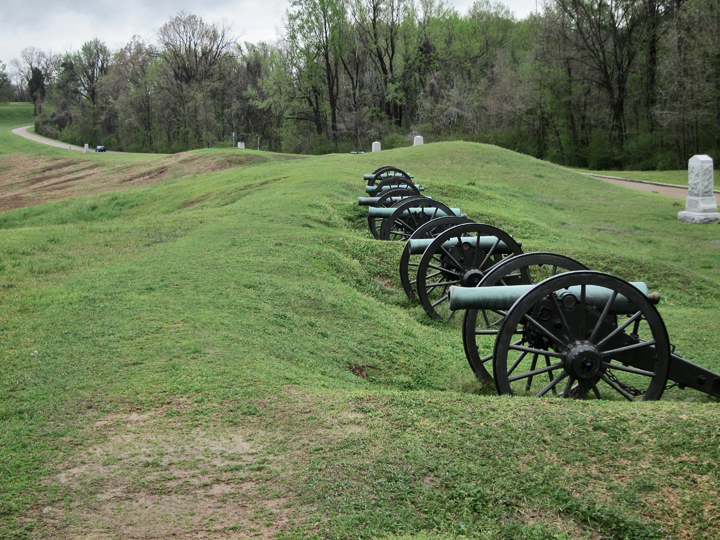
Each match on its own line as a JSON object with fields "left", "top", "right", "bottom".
{"left": 550, "top": 0, "right": 647, "bottom": 146}
{"left": 350, "top": 0, "right": 409, "bottom": 124}
{"left": 158, "top": 12, "right": 236, "bottom": 85}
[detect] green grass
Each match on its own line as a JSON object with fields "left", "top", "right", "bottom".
{"left": 1, "top": 105, "right": 720, "bottom": 539}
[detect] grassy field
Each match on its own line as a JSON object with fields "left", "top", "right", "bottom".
{"left": 2, "top": 101, "right": 720, "bottom": 539}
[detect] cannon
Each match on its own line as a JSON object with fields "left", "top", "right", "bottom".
{"left": 409, "top": 223, "right": 523, "bottom": 321}
{"left": 449, "top": 264, "right": 720, "bottom": 401}
{"left": 359, "top": 189, "right": 431, "bottom": 239}
{"left": 364, "top": 166, "right": 412, "bottom": 186}
{"left": 461, "top": 252, "right": 589, "bottom": 384}
{"left": 399, "top": 216, "right": 474, "bottom": 300}
{"left": 365, "top": 177, "right": 424, "bottom": 194}
{"left": 368, "top": 199, "right": 463, "bottom": 241}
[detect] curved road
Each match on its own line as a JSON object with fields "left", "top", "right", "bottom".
{"left": 12, "top": 125, "right": 89, "bottom": 152}
{"left": 10, "top": 125, "right": 720, "bottom": 203}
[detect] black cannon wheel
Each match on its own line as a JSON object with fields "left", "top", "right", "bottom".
{"left": 367, "top": 166, "right": 411, "bottom": 186}
{"left": 493, "top": 271, "right": 670, "bottom": 401}
{"left": 462, "top": 252, "right": 588, "bottom": 385}
{"left": 416, "top": 223, "right": 523, "bottom": 322}
{"left": 373, "top": 176, "right": 419, "bottom": 195}
{"left": 399, "top": 216, "right": 474, "bottom": 300}
{"left": 379, "top": 198, "right": 456, "bottom": 242}
{"left": 367, "top": 190, "right": 427, "bottom": 239}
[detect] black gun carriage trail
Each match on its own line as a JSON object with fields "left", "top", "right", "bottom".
{"left": 356, "top": 166, "right": 720, "bottom": 403}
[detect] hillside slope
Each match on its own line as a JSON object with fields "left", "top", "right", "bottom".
{"left": 2, "top": 107, "right": 720, "bottom": 539}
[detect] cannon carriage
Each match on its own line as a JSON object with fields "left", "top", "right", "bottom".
{"left": 407, "top": 223, "right": 523, "bottom": 321}
{"left": 364, "top": 166, "right": 413, "bottom": 186}
{"left": 354, "top": 166, "right": 720, "bottom": 402}
{"left": 449, "top": 259, "right": 720, "bottom": 401}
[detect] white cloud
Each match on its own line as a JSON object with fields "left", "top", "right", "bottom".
{"left": 0, "top": 0, "right": 539, "bottom": 68}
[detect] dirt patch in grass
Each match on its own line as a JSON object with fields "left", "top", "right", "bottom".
{"left": 0, "top": 152, "right": 280, "bottom": 213}
{"left": 520, "top": 506, "right": 603, "bottom": 540}
{"left": 35, "top": 411, "right": 306, "bottom": 539}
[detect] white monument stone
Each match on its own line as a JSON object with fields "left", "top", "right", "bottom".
{"left": 83, "top": 143, "right": 90, "bottom": 154}
{"left": 238, "top": 141, "right": 245, "bottom": 149}
{"left": 372, "top": 141, "right": 381, "bottom": 152}
{"left": 68, "top": 145, "right": 72, "bottom": 152}
{"left": 678, "top": 155, "right": 720, "bottom": 223}
{"left": 413, "top": 135, "right": 424, "bottom": 146}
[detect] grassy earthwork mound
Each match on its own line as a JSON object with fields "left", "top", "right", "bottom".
{"left": 1, "top": 102, "right": 720, "bottom": 539}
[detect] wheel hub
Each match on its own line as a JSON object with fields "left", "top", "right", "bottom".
{"left": 564, "top": 341, "right": 602, "bottom": 380}
{"left": 461, "top": 269, "right": 485, "bottom": 287}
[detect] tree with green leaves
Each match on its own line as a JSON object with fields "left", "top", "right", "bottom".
{"left": 287, "top": 0, "right": 348, "bottom": 140}
{"left": 28, "top": 67, "right": 45, "bottom": 114}
{"left": 70, "top": 39, "right": 111, "bottom": 107}
{"left": 0, "top": 60, "right": 11, "bottom": 101}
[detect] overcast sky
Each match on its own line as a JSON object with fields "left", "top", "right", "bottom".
{"left": 0, "top": 0, "right": 541, "bottom": 71}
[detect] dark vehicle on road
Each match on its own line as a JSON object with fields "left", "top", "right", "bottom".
{"left": 95, "top": 146, "right": 106, "bottom": 152}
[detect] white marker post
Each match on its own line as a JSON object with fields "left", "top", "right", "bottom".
{"left": 678, "top": 155, "right": 720, "bottom": 224}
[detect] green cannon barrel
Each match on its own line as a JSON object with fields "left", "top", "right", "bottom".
{"left": 367, "top": 207, "right": 463, "bottom": 218}
{"left": 407, "top": 236, "right": 516, "bottom": 255}
{"left": 365, "top": 184, "right": 424, "bottom": 194}
{"left": 358, "top": 195, "right": 429, "bottom": 206}
{"left": 364, "top": 173, "right": 413, "bottom": 180}
{"left": 448, "top": 282, "right": 649, "bottom": 314}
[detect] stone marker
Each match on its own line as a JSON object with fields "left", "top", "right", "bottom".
{"left": 414, "top": 135, "right": 423, "bottom": 146}
{"left": 238, "top": 141, "right": 245, "bottom": 149}
{"left": 372, "top": 141, "right": 381, "bottom": 153}
{"left": 678, "top": 155, "right": 720, "bottom": 224}
{"left": 83, "top": 143, "right": 90, "bottom": 154}
{"left": 68, "top": 145, "right": 72, "bottom": 152}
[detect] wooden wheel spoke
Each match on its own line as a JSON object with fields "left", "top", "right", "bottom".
{"left": 595, "top": 310, "right": 642, "bottom": 349}
{"left": 426, "top": 279, "right": 461, "bottom": 293}
{"left": 601, "top": 339, "right": 656, "bottom": 358}
{"left": 526, "top": 353, "right": 539, "bottom": 391}
{"left": 523, "top": 312, "right": 569, "bottom": 349}
{"left": 477, "top": 236, "right": 500, "bottom": 269}
{"left": 439, "top": 245, "right": 464, "bottom": 271}
{"left": 561, "top": 376, "right": 576, "bottom": 398}
{"left": 431, "top": 293, "right": 450, "bottom": 308}
{"left": 600, "top": 373, "right": 637, "bottom": 401}
{"left": 536, "top": 371, "right": 567, "bottom": 397}
{"left": 589, "top": 290, "right": 618, "bottom": 343}
{"left": 602, "top": 362, "right": 655, "bottom": 378}
{"left": 508, "top": 361, "right": 565, "bottom": 383}
{"left": 508, "top": 343, "right": 563, "bottom": 358}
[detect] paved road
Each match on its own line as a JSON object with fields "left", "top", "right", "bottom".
{"left": 12, "top": 125, "right": 94, "bottom": 152}
{"left": 585, "top": 173, "right": 720, "bottom": 203}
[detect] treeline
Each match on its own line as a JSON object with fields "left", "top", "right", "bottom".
{"left": 3, "top": 0, "right": 719, "bottom": 169}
